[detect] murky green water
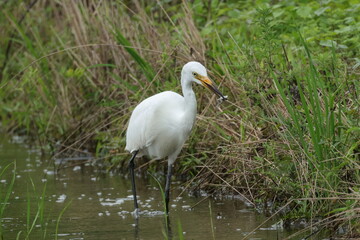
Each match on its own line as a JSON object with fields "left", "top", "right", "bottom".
{"left": 0, "top": 136, "right": 299, "bottom": 239}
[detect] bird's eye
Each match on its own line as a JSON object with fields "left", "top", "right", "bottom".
{"left": 192, "top": 72, "right": 197, "bottom": 76}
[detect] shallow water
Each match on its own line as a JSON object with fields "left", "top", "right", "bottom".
{"left": 0, "top": 136, "right": 299, "bottom": 239}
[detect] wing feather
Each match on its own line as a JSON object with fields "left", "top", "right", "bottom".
{"left": 125, "top": 91, "right": 184, "bottom": 156}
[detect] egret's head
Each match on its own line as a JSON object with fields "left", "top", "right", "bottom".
{"left": 181, "top": 61, "right": 226, "bottom": 100}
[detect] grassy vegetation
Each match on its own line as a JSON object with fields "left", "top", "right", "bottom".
{"left": 0, "top": 163, "right": 16, "bottom": 239}
{"left": 0, "top": 0, "right": 359, "bottom": 237}
{"left": 0, "top": 162, "right": 70, "bottom": 239}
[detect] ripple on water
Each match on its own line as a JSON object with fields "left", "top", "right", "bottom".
{"left": 56, "top": 194, "right": 67, "bottom": 203}
{"left": 99, "top": 196, "right": 132, "bottom": 206}
{"left": 117, "top": 210, "right": 130, "bottom": 219}
{"left": 72, "top": 166, "right": 81, "bottom": 171}
{"left": 139, "top": 210, "right": 164, "bottom": 217}
{"left": 181, "top": 205, "right": 191, "bottom": 210}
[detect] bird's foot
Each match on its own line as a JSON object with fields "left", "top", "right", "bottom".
{"left": 131, "top": 208, "right": 140, "bottom": 219}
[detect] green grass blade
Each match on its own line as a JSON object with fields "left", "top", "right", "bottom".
{"left": 148, "top": 171, "right": 168, "bottom": 225}
{"left": 209, "top": 200, "right": 215, "bottom": 240}
{"left": 177, "top": 220, "right": 184, "bottom": 240}
{"left": 271, "top": 71, "right": 307, "bottom": 151}
{"left": 113, "top": 29, "right": 155, "bottom": 82}
{"left": 0, "top": 163, "right": 16, "bottom": 217}
{"left": 55, "top": 200, "right": 72, "bottom": 240}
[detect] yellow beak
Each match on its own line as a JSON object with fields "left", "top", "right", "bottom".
{"left": 197, "top": 75, "right": 226, "bottom": 100}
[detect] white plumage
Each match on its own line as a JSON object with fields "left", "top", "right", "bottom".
{"left": 125, "top": 61, "right": 226, "bottom": 215}
{"left": 125, "top": 91, "right": 192, "bottom": 162}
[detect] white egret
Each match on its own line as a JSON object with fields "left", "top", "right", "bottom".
{"left": 125, "top": 61, "right": 226, "bottom": 215}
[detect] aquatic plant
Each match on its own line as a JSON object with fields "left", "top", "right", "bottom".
{"left": 0, "top": 161, "right": 71, "bottom": 239}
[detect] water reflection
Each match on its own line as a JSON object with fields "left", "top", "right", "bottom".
{"left": 0, "top": 136, "right": 299, "bottom": 239}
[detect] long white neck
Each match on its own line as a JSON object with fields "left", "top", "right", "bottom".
{"left": 181, "top": 75, "right": 197, "bottom": 130}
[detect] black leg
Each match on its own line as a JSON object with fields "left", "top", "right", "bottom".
{"left": 129, "top": 151, "right": 139, "bottom": 213}
{"left": 165, "top": 163, "right": 173, "bottom": 214}
{"left": 134, "top": 218, "right": 139, "bottom": 239}
{"left": 165, "top": 214, "right": 172, "bottom": 239}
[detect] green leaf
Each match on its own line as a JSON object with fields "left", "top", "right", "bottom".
{"left": 273, "top": 9, "right": 285, "bottom": 18}
{"left": 228, "top": 9, "right": 241, "bottom": 18}
{"left": 314, "top": 7, "right": 329, "bottom": 16}
{"left": 334, "top": 26, "right": 353, "bottom": 34}
{"left": 296, "top": 6, "right": 312, "bottom": 18}
{"left": 319, "top": 40, "right": 348, "bottom": 49}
